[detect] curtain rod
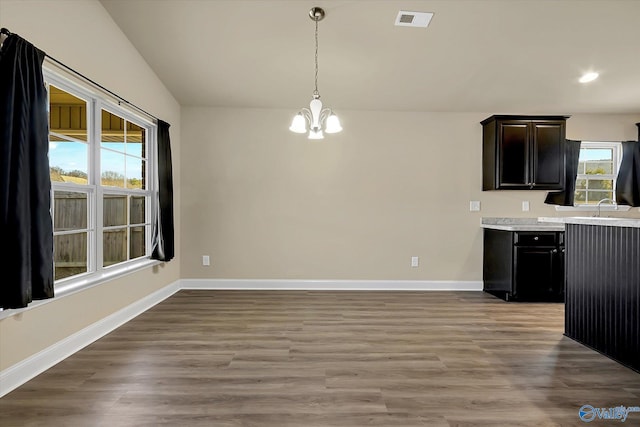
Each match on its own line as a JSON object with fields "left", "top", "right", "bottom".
{"left": 1, "top": 27, "right": 159, "bottom": 123}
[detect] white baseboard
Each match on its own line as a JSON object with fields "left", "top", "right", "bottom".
{"left": 180, "top": 279, "right": 483, "bottom": 291}
{"left": 0, "top": 281, "right": 180, "bottom": 398}
{"left": 0, "top": 278, "right": 481, "bottom": 397}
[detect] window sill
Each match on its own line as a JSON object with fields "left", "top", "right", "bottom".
{"left": 554, "top": 205, "right": 632, "bottom": 212}
{"left": 0, "top": 258, "right": 162, "bottom": 320}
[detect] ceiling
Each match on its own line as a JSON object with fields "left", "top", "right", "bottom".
{"left": 100, "top": 0, "right": 640, "bottom": 114}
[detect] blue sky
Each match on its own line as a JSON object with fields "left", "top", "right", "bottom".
{"left": 49, "top": 141, "right": 144, "bottom": 177}
{"left": 579, "top": 148, "right": 612, "bottom": 162}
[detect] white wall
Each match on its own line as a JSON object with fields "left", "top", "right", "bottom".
{"left": 180, "top": 107, "right": 639, "bottom": 280}
{"left": 0, "top": 0, "right": 181, "bottom": 371}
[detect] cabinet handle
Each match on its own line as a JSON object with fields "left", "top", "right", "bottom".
{"left": 552, "top": 249, "right": 558, "bottom": 253}
{"left": 534, "top": 236, "right": 539, "bottom": 241}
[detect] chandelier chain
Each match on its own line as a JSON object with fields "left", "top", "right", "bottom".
{"left": 314, "top": 17, "right": 319, "bottom": 96}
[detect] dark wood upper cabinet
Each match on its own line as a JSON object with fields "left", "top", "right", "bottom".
{"left": 482, "top": 115, "right": 569, "bottom": 190}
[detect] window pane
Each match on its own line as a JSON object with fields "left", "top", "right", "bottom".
{"left": 575, "top": 179, "right": 587, "bottom": 190}
{"left": 579, "top": 148, "right": 613, "bottom": 161}
{"left": 586, "top": 190, "right": 613, "bottom": 204}
{"left": 579, "top": 147, "right": 614, "bottom": 176}
{"left": 130, "top": 196, "right": 145, "bottom": 224}
{"left": 103, "top": 194, "right": 127, "bottom": 227}
{"left": 101, "top": 149, "right": 126, "bottom": 188}
{"left": 49, "top": 140, "right": 88, "bottom": 183}
{"left": 54, "top": 233, "right": 88, "bottom": 280}
{"left": 104, "top": 228, "right": 127, "bottom": 266}
{"left": 130, "top": 226, "right": 146, "bottom": 259}
{"left": 126, "top": 157, "right": 146, "bottom": 189}
{"left": 575, "top": 190, "right": 586, "bottom": 203}
{"left": 54, "top": 192, "right": 87, "bottom": 231}
{"left": 585, "top": 161, "right": 613, "bottom": 175}
{"left": 126, "top": 122, "right": 146, "bottom": 158}
{"left": 49, "top": 86, "right": 87, "bottom": 142}
{"left": 587, "top": 179, "right": 613, "bottom": 190}
{"left": 102, "top": 110, "right": 125, "bottom": 152}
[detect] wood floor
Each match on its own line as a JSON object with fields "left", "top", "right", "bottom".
{"left": 1, "top": 290, "right": 639, "bottom": 426}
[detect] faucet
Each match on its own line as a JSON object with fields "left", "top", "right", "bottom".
{"left": 595, "top": 198, "right": 618, "bottom": 217}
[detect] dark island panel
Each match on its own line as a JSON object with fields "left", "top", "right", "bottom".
{"left": 565, "top": 223, "right": 640, "bottom": 372}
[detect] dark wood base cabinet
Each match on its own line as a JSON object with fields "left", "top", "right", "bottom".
{"left": 483, "top": 229, "right": 564, "bottom": 302}
{"left": 565, "top": 224, "right": 640, "bottom": 372}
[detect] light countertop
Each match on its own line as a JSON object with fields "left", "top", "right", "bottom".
{"left": 481, "top": 218, "right": 565, "bottom": 231}
{"left": 539, "top": 216, "right": 640, "bottom": 228}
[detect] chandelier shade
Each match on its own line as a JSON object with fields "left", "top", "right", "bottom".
{"left": 289, "top": 114, "right": 307, "bottom": 133}
{"left": 290, "top": 7, "right": 342, "bottom": 139}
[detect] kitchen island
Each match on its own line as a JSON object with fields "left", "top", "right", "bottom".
{"left": 540, "top": 217, "right": 640, "bottom": 372}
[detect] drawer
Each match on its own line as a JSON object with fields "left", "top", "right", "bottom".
{"left": 514, "top": 232, "right": 557, "bottom": 246}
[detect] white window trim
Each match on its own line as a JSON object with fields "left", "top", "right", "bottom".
{"left": 555, "top": 204, "right": 631, "bottom": 212}
{"left": 0, "top": 258, "right": 161, "bottom": 320}
{"left": 555, "top": 141, "right": 631, "bottom": 212}
{"left": 44, "top": 67, "right": 158, "bottom": 291}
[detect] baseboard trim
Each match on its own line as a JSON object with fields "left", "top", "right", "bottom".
{"left": 1, "top": 278, "right": 482, "bottom": 397}
{"left": 0, "top": 281, "right": 180, "bottom": 398}
{"left": 180, "top": 279, "right": 483, "bottom": 291}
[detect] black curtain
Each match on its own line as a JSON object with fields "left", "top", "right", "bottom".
{"left": 615, "top": 141, "right": 640, "bottom": 206}
{"left": 0, "top": 34, "right": 54, "bottom": 309}
{"left": 545, "top": 139, "right": 581, "bottom": 206}
{"left": 151, "top": 120, "right": 175, "bottom": 261}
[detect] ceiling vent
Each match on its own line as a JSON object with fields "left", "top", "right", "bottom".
{"left": 395, "top": 11, "right": 434, "bottom": 28}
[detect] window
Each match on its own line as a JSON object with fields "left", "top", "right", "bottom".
{"left": 47, "top": 73, "right": 155, "bottom": 284}
{"left": 575, "top": 141, "right": 622, "bottom": 205}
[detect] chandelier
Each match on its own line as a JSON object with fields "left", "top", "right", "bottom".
{"left": 289, "top": 7, "right": 342, "bottom": 139}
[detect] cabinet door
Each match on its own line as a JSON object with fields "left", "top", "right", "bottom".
{"left": 514, "top": 246, "right": 555, "bottom": 300}
{"left": 531, "top": 122, "right": 565, "bottom": 189}
{"left": 498, "top": 122, "right": 529, "bottom": 188}
{"left": 483, "top": 229, "right": 514, "bottom": 292}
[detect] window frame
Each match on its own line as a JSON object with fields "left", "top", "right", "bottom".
{"left": 44, "top": 68, "right": 158, "bottom": 290}
{"left": 555, "top": 140, "right": 630, "bottom": 212}
{"left": 574, "top": 141, "right": 622, "bottom": 206}
{"left": 96, "top": 104, "right": 155, "bottom": 271}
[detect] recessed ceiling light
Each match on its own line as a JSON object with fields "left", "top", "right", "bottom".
{"left": 579, "top": 72, "right": 599, "bottom": 83}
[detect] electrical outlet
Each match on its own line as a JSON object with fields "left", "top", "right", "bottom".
{"left": 470, "top": 201, "right": 481, "bottom": 212}
{"left": 411, "top": 256, "right": 419, "bottom": 267}
{"left": 202, "top": 255, "right": 210, "bottom": 266}
{"left": 522, "top": 201, "right": 530, "bottom": 212}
